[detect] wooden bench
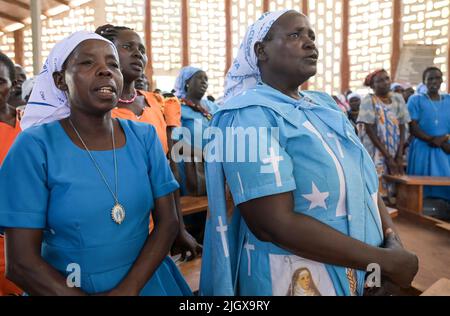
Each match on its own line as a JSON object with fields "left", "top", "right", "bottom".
{"left": 420, "top": 278, "right": 450, "bottom": 296}
{"left": 180, "top": 196, "right": 208, "bottom": 216}
{"left": 383, "top": 175, "right": 450, "bottom": 216}
{"left": 178, "top": 257, "right": 202, "bottom": 293}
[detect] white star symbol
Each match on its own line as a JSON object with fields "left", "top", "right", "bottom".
{"left": 302, "top": 182, "right": 330, "bottom": 210}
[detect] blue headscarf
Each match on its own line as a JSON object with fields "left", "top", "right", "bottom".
{"left": 173, "top": 66, "right": 202, "bottom": 99}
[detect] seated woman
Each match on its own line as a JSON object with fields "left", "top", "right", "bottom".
{"left": 96, "top": 24, "right": 201, "bottom": 260}
{"left": 0, "top": 52, "right": 22, "bottom": 296}
{"left": 407, "top": 67, "right": 450, "bottom": 201}
{"left": 2, "top": 31, "right": 191, "bottom": 296}
{"left": 358, "top": 69, "right": 411, "bottom": 178}
{"left": 173, "top": 66, "right": 219, "bottom": 196}
{"left": 200, "top": 10, "right": 418, "bottom": 296}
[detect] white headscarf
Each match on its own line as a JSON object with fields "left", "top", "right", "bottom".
{"left": 223, "top": 9, "right": 290, "bottom": 102}
{"left": 347, "top": 92, "right": 361, "bottom": 101}
{"left": 21, "top": 31, "right": 117, "bottom": 130}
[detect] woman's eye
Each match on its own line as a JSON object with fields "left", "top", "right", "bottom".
{"left": 122, "top": 45, "right": 130, "bottom": 49}
{"left": 110, "top": 63, "right": 119, "bottom": 68}
{"left": 289, "top": 33, "right": 299, "bottom": 38}
{"left": 81, "top": 60, "right": 93, "bottom": 65}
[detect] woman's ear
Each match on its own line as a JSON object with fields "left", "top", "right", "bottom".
{"left": 254, "top": 41, "right": 268, "bottom": 62}
{"left": 53, "top": 71, "right": 68, "bottom": 91}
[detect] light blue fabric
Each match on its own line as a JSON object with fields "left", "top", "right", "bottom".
{"left": 173, "top": 66, "right": 202, "bottom": 99}
{"left": 200, "top": 83, "right": 384, "bottom": 296}
{"left": 407, "top": 94, "right": 450, "bottom": 201}
{"left": 0, "top": 119, "right": 192, "bottom": 296}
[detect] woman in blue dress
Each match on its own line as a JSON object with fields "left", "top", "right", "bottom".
{"left": 407, "top": 67, "right": 450, "bottom": 201}
{"left": 0, "top": 31, "right": 191, "bottom": 296}
{"left": 200, "top": 10, "right": 418, "bottom": 296}
{"left": 173, "top": 66, "right": 219, "bottom": 196}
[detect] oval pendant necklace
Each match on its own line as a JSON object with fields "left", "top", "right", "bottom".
{"left": 69, "top": 119, "right": 125, "bottom": 224}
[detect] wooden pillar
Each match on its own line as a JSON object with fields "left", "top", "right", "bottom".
{"left": 301, "top": 0, "right": 309, "bottom": 90}
{"left": 263, "top": 0, "right": 270, "bottom": 12}
{"left": 340, "top": 0, "right": 350, "bottom": 93}
{"left": 31, "top": 0, "right": 42, "bottom": 75}
{"left": 144, "top": 0, "right": 154, "bottom": 85}
{"left": 13, "top": 29, "right": 24, "bottom": 66}
{"left": 391, "top": 0, "right": 402, "bottom": 79}
{"left": 225, "top": 0, "right": 233, "bottom": 75}
{"left": 181, "top": 0, "right": 190, "bottom": 67}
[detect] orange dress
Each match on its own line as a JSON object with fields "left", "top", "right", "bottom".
{"left": 163, "top": 96, "right": 182, "bottom": 128}
{"left": 111, "top": 91, "right": 169, "bottom": 154}
{"left": 0, "top": 120, "right": 21, "bottom": 166}
{"left": 0, "top": 119, "right": 22, "bottom": 296}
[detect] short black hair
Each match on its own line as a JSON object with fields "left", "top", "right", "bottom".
{"left": 95, "top": 24, "right": 133, "bottom": 43}
{"left": 0, "top": 51, "right": 16, "bottom": 82}
{"left": 422, "top": 66, "right": 442, "bottom": 82}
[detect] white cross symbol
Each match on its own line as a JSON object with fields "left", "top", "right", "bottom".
{"left": 216, "top": 216, "right": 229, "bottom": 258}
{"left": 261, "top": 147, "right": 284, "bottom": 187}
{"left": 244, "top": 239, "right": 255, "bottom": 276}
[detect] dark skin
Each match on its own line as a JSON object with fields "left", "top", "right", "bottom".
{"left": 5, "top": 40, "right": 180, "bottom": 296}
{"left": 364, "top": 71, "right": 405, "bottom": 175}
{"left": 239, "top": 11, "right": 418, "bottom": 289}
{"left": 8, "top": 65, "right": 27, "bottom": 107}
{"left": 409, "top": 69, "right": 450, "bottom": 153}
{"left": 0, "top": 63, "right": 17, "bottom": 128}
{"left": 403, "top": 87, "right": 415, "bottom": 103}
{"left": 111, "top": 29, "right": 201, "bottom": 260}
{"left": 348, "top": 97, "right": 360, "bottom": 121}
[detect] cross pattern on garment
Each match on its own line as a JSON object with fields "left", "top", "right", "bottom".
{"left": 216, "top": 216, "right": 230, "bottom": 258}
{"left": 261, "top": 146, "right": 284, "bottom": 187}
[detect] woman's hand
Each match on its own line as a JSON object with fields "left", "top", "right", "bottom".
{"left": 441, "top": 142, "right": 450, "bottom": 154}
{"left": 429, "top": 135, "right": 448, "bottom": 148}
{"left": 171, "top": 228, "right": 203, "bottom": 261}
{"left": 386, "top": 156, "right": 400, "bottom": 175}
{"left": 382, "top": 230, "right": 419, "bottom": 288}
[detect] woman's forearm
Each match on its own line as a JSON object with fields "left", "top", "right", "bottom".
{"left": 267, "top": 212, "right": 393, "bottom": 276}
{"left": 6, "top": 253, "right": 86, "bottom": 295}
{"left": 117, "top": 196, "right": 179, "bottom": 294}
{"left": 409, "top": 121, "right": 433, "bottom": 143}
{"left": 365, "top": 123, "right": 391, "bottom": 158}
{"left": 5, "top": 229, "right": 87, "bottom": 296}
{"left": 118, "top": 218, "right": 179, "bottom": 294}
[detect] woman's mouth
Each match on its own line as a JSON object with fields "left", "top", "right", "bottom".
{"left": 94, "top": 86, "right": 116, "bottom": 99}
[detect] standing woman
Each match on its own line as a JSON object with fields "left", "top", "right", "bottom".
{"left": 96, "top": 25, "right": 201, "bottom": 259}
{"left": 200, "top": 10, "right": 418, "bottom": 296}
{"left": 2, "top": 31, "right": 191, "bottom": 295}
{"left": 407, "top": 67, "right": 450, "bottom": 201}
{"left": 0, "top": 52, "right": 22, "bottom": 296}
{"left": 357, "top": 69, "right": 411, "bottom": 178}
{"left": 173, "top": 66, "right": 219, "bottom": 196}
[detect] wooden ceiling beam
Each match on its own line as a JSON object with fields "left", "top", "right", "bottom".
{"left": 1, "top": 0, "right": 30, "bottom": 11}
{"left": 0, "top": 12, "right": 24, "bottom": 24}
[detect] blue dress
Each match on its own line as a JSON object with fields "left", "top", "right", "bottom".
{"left": 173, "top": 100, "right": 219, "bottom": 195}
{"left": 407, "top": 94, "right": 450, "bottom": 201}
{"left": 0, "top": 119, "right": 192, "bottom": 295}
{"left": 200, "top": 83, "right": 384, "bottom": 296}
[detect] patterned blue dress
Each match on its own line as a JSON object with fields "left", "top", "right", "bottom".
{"left": 200, "top": 83, "right": 384, "bottom": 296}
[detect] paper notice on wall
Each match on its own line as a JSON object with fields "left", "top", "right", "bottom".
{"left": 395, "top": 44, "right": 438, "bottom": 85}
